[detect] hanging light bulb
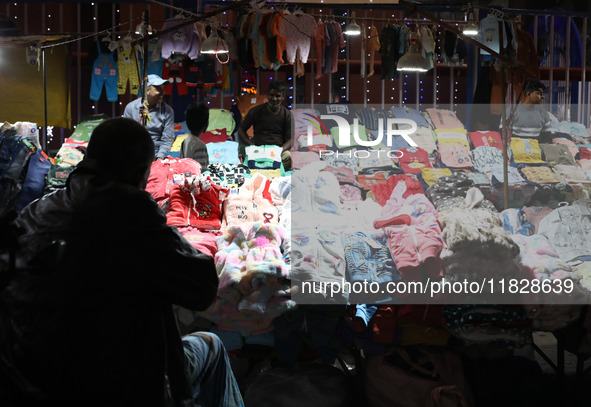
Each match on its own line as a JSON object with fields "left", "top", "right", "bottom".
{"left": 344, "top": 11, "right": 361, "bottom": 36}
{"left": 463, "top": 22, "right": 478, "bottom": 36}
{"left": 201, "top": 24, "right": 229, "bottom": 54}
{"left": 462, "top": 11, "right": 478, "bottom": 36}
{"left": 135, "top": 22, "right": 153, "bottom": 36}
{"left": 397, "top": 32, "right": 428, "bottom": 72}
{"left": 135, "top": 10, "right": 152, "bottom": 37}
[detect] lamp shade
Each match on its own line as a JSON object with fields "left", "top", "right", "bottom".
{"left": 200, "top": 30, "right": 229, "bottom": 54}
{"left": 344, "top": 12, "right": 361, "bottom": 36}
{"left": 397, "top": 33, "right": 428, "bottom": 72}
{"left": 344, "top": 21, "right": 361, "bottom": 36}
{"left": 462, "top": 22, "right": 478, "bottom": 36}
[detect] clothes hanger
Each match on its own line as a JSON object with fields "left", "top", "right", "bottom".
{"left": 272, "top": 2, "right": 285, "bottom": 13}
{"left": 122, "top": 31, "right": 133, "bottom": 44}
{"left": 250, "top": 0, "right": 265, "bottom": 11}
{"left": 101, "top": 31, "right": 112, "bottom": 43}
{"left": 488, "top": 8, "right": 505, "bottom": 20}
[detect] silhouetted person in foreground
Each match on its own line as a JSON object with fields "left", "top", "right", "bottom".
{"left": 0, "top": 118, "right": 243, "bottom": 406}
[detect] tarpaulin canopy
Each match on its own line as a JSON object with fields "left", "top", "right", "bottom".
{"left": 0, "top": 45, "right": 71, "bottom": 129}
{"left": 0, "top": 35, "right": 69, "bottom": 48}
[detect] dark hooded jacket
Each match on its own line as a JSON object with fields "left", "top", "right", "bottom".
{"left": 1, "top": 161, "right": 218, "bottom": 406}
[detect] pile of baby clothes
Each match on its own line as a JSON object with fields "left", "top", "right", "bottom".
{"left": 146, "top": 157, "right": 225, "bottom": 254}
{"left": 442, "top": 304, "right": 532, "bottom": 355}
{"left": 199, "top": 222, "right": 295, "bottom": 336}
{"left": 289, "top": 161, "right": 350, "bottom": 304}
{"left": 221, "top": 172, "right": 279, "bottom": 229}
{"left": 538, "top": 198, "right": 591, "bottom": 264}
{"left": 426, "top": 172, "right": 497, "bottom": 212}
{"left": 146, "top": 157, "right": 203, "bottom": 212}
{"left": 268, "top": 176, "right": 292, "bottom": 259}
{"left": 205, "top": 163, "right": 251, "bottom": 188}
{"left": 511, "top": 233, "right": 584, "bottom": 331}
{"left": 373, "top": 181, "right": 444, "bottom": 285}
{"left": 437, "top": 189, "right": 522, "bottom": 299}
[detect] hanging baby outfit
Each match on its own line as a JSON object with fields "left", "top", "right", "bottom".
{"left": 110, "top": 35, "right": 141, "bottom": 95}
{"left": 380, "top": 24, "right": 403, "bottom": 80}
{"left": 313, "top": 20, "right": 325, "bottom": 79}
{"left": 90, "top": 40, "right": 118, "bottom": 102}
{"left": 146, "top": 38, "right": 164, "bottom": 76}
{"left": 163, "top": 55, "right": 188, "bottom": 96}
{"left": 161, "top": 17, "right": 201, "bottom": 60}
{"left": 283, "top": 13, "right": 317, "bottom": 67}
{"left": 366, "top": 25, "right": 380, "bottom": 77}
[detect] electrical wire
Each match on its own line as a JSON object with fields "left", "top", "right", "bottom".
{"left": 39, "top": 18, "right": 143, "bottom": 49}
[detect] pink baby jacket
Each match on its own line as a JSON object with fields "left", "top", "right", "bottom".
{"left": 146, "top": 157, "right": 202, "bottom": 206}
{"left": 167, "top": 175, "right": 229, "bottom": 230}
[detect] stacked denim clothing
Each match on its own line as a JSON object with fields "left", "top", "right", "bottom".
{"left": 341, "top": 229, "right": 400, "bottom": 303}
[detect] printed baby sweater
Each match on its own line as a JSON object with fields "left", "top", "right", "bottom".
{"left": 161, "top": 18, "right": 201, "bottom": 59}
{"left": 222, "top": 172, "right": 279, "bottom": 228}
{"left": 371, "top": 174, "right": 424, "bottom": 206}
{"left": 166, "top": 174, "right": 229, "bottom": 230}
{"left": 146, "top": 157, "right": 202, "bottom": 210}
{"left": 397, "top": 147, "right": 432, "bottom": 174}
{"left": 200, "top": 222, "right": 295, "bottom": 335}
{"left": 469, "top": 130, "right": 503, "bottom": 149}
{"left": 538, "top": 198, "right": 591, "bottom": 263}
{"left": 373, "top": 182, "right": 443, "bottom": 283}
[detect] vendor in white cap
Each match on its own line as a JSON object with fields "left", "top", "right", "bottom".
{"left": 124, "top": 74, "right": 175, "bottom": 160}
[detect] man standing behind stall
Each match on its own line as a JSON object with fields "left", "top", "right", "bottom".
{"left": 124, "top": 74, "right": 175, "bottom": 160}
{"left": 505, "top": 79, "right": 553, "bottom": 139}
{"left": 238, "top": 80, "right": 293, "bottom": 170}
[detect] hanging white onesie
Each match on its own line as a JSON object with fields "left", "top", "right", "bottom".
{"left": 283, "top": 13, "right": 317, "bottom": 64}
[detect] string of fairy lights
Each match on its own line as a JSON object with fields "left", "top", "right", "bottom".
{"left": 6, "top": 0, "right": 468, "bottom": 133}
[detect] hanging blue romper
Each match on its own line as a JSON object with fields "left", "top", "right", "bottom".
{"left": 137, "top": 39, "right": 165, "bottom": 96}
{"left": 90, "top": 41, "right": 118, "bottom": 102}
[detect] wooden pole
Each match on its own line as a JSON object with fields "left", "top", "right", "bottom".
{"left": 141, "top": 9, "right": 150, "bottom": 126}
{"left": 499, "top": 21, "right": 509, "bottom": 210}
